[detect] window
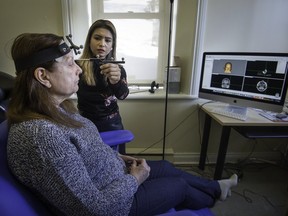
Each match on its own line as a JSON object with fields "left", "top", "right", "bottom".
{"left": 61, "top": 0, "right": 177, "bottom": 85}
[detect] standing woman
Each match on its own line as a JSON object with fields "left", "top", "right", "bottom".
{"left": 77, "top": 19, "right": 129, "bottom": 154}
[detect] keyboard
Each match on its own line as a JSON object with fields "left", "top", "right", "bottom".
{"left": 211, "top": 105, "right": 248, "bottom": 121}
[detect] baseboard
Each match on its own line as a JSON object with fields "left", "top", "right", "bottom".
{"left": 172, "top": 151, "right": 282, "bottom": 165}
{"left": 126, "top": 148, "right": 282, "bottom": 165}
{"left": 126, "top": 148, "right": 175, "bottom": 161}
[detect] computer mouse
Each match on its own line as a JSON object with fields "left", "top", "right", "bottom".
{"left": 275, "top": 113, "right": 287, "bottom": 119}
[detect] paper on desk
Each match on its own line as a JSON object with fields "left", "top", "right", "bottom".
{"left": 258, "top": 110, "right": 288, "bottom": 122}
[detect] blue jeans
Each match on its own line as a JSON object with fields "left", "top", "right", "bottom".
{"left": 128, "top": 160, "right": 221, "bottom": 216}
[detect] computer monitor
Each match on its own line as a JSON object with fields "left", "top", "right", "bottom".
{"left": 198, "top": 52, "right": 288, "bottom": 112}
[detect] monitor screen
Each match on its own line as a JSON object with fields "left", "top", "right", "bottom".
{"left": 199, "top": 52, "right": 288, "bottom": 112}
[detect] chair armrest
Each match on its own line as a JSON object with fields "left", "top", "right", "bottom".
{"left": 99, "top": 130, "right": 134, "bottom": 146}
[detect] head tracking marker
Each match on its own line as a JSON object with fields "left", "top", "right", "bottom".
{"left": 65, "top": 34, "right": 83, "bottom": 55}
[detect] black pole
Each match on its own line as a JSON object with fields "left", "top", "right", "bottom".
{"left": 162, "top": 0, "right": 174, "bottom": 160}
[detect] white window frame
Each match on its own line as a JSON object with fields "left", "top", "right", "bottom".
{"left": 61, "top": 0, "right": 178, "bottom": 85}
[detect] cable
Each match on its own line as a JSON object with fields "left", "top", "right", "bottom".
{"left": 132, "top": 107, "right": 198, "bottom": 156}
{"left": 233, "top": 189, "right": 285, "bottom": 209}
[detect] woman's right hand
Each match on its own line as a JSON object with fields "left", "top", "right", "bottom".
{"left": 129, "top": 159, "right": 150, "bottom": 185}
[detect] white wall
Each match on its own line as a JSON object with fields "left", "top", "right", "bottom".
{"left": 203, "top": 0, "right": 288, "bottom": 52}
{"left": 192, "top": 0, "right": 288, "bottom": 94}
{"left": 0, "top": 0, "right": 63, "bottom": 75}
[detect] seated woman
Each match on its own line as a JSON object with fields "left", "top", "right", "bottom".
{"left": 7, "top": 33, "right": 238, "bottom": 216}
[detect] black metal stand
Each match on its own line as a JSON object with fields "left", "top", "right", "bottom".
{"left": 162, "top": 0, "right": 174, "bottom": 160}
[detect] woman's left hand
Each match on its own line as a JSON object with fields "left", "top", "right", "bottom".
{"left": 100, "top": 63, "right": 121, "bottom": 84}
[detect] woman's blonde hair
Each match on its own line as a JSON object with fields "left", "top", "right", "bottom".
{"left": 79, "top": 19, "right": 117, "bottom": 86}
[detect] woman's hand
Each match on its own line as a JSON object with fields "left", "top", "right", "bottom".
{"left": 119, "top": 154, "right": 137, "bottom": 168}
{"left": 119, "top": 155, "right": 150, "bottom": 185}
{"left": 100, "top": 63, "right": 121, "bottom": 84}
{"left": 129, "top": 158, "right": 150, "bottom": 185}
{"left": 119, "top": 154, "right": 137, "bottom": 162}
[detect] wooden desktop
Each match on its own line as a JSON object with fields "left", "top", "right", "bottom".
{"left": 198, "top": 102, "right": 288, "bottom": 180}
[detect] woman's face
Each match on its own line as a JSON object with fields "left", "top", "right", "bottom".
{"left": 89, "top": 28, "right": 113, "bottom": 59}
{"left": 47, "top": 51, "right": 82, "bottom": 104}
{"left": 224, "top": 63, "right": 232, "bottom": 73}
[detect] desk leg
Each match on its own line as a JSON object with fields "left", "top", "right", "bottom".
{"left": 214, "top": 126, "right": 231, "bottom": 180}
{"left": 198, "top": 113, "right": 212, "bottom": 170}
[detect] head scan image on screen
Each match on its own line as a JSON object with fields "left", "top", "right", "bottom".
{"left": 199, "top": 52, "right": 288, "bottom": 112}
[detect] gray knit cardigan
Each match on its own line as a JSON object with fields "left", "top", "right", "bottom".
{"left": 7, "top": 113, "right": 138, "bottom": 216}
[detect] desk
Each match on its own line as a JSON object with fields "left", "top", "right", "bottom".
{"left": 198, "top": 102, "right": 288, "bottom": 180}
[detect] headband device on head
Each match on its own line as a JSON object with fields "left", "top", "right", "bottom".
{"left": 14, "top": 42, "right": 71, "bottom": 72}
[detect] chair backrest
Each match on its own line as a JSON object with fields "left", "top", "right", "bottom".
{"left": 0, "top": 120, "right": 54, "bottom": 216}
{"left": 0, "top": 71, "right": 15, "bottom": 123}
{"left": 0, "top": 71, "right": 15, "bottom": 96}
{"left": 0, "top": 97, "right": 9, "bottom": 124}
